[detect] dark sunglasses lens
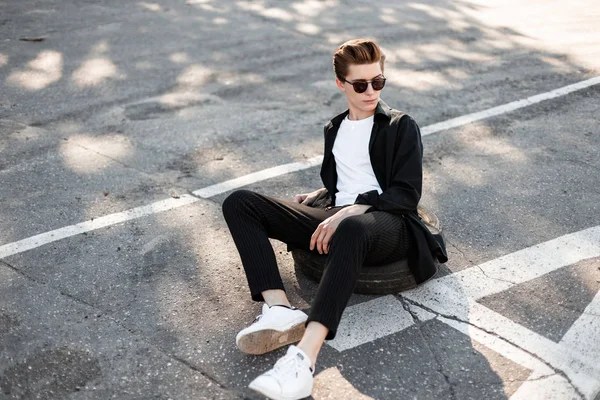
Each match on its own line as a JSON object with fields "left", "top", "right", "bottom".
{"left": 352, "top": 82, "right": 368, "bottom": 93}
{"left": 372, "top": 78, "right": 385, "bottom": 91}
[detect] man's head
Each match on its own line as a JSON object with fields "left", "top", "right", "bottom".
{"left": 333, "top": 39, "right": 386, "bottom": 118}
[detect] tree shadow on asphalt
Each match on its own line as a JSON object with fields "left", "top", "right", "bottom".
{"left": 1, "top": 0, "right": 599, "bottom": 398}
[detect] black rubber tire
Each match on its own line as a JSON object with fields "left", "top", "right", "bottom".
{"left": 292, "top": 205, "right": 442, "bottom": 295}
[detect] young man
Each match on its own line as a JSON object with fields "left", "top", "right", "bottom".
{"left": 222, "top": 38, "right": 447, "bottom": 400}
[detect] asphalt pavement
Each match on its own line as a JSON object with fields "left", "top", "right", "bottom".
{"left": 1, "top": 0, "right": 599, "bottom": 399}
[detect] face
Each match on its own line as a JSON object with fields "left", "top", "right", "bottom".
{"left": 335, "top": 62, "right": 384, "bottom": 115}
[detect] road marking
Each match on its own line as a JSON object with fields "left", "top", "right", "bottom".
{"left": 330, "top": 227, "right": 600, "bottom": 399}
{"left": 510, "top": 374, "right": 581, "bottom": 400}
{"left": 1, "top": 76, "right": 599, "bottom": 259}
{"left": 557, "top": 290, "right": 600, "bottom": 399}
{"left": 511, "top": 310, "right": 600, "bottom": 400}
{"left": 0, "top": 195, "right": 199, "bottom": 259}
{"left": 420, "top": 76, "right": 600, "bottom": 136}
{"left": 407, "top": 225, "right": 600, "bottom": 302}
{"left": 328, "top": 295, "right": 415, "bottom": 351}
{"left": 192, "top": 156, "right": 322, "bottom": 198}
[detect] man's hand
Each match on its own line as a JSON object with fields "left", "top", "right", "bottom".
{"left": 310, "top": 204, "right": 371, "bottom": 254}
{"left": 292, "top": 188, "right": 326, "bottom": 205}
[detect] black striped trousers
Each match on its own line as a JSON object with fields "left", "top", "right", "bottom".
{"left": 221, "top": 189, "right": 410, "bottom": 340}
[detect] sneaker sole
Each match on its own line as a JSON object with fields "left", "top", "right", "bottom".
{"left": 249, "top": 384, "right": 312, "bottom": 400}
{"left": 237, "top": 322, "right": 306, "bottom": 355}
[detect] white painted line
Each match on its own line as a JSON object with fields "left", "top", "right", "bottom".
{"left": 0, "top": 195, "right": 199, "bottom": 259}
{"left": 1, "top": 77, "right": 599, "bottom": 258}
{"left": 327, "top": 295, "right": 416, "bottom": 352}
{"left": 430, "top": 307, "right": 554, "bottom": 376}
{"left": 405, "top": 295, "right": 600, "bottom": 398}
{"left": 560, "top": 290, "right": 600, "bottom": 359}
{"left": 327, "top": 227, "right": 600, "bottom": 398}
{"left": 510, "top": 374, "right": 581, "bottom": 400}
{"left": 406, "top": 225, "right": 600, "bottom": 304}
{"left": 420, "top": 76, "right": 600, "bottom": 136}
{"left": 558, "top": 290, "right": 600, "bottom": 399}
{"left": 193, "top": 156, "right": 323, "bottom": 198}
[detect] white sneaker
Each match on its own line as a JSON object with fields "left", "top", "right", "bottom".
{"left": 248, "top": 345, "right": 314, "bottom": 400}
{"left": 236, "top": 304, "right": 308, "bottom": 355}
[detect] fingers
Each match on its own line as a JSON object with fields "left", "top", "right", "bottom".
{"left": 316, "top": 229, "right": 328, "bottom": 254}
{"left": 322, "top": 230, "right": 334, "bottom": 254}
{"left": 292, "top": 194, "right": 304, "bottom": 203}
{"left": 310, "top": 225, "right": 322, "bottom": 252}
{"left": 311, "top": 222, "right": 334, "bottom": 254}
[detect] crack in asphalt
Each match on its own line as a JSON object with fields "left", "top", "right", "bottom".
{"left": 445, "top": 239, "right": 473, "bottom": 267}
{"left": 398, "top": 296, "right": 458, "bottom": 400}
{"left": 526, "top": 372, "right": 557, "bottom": 382}
{"left": 476, "top": 265, "right": 518, "bottom": 286}
{"left": 0, "top": 259, "right": 242, "bottom": 398}
{"left": 399, "top": 296, "right": 585, "bottom": 400}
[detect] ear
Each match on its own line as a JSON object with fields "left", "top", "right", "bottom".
{"left": 335, "top": 77, "right": 346, "bottom": 92}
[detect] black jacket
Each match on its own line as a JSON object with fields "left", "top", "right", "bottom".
{"left": 319, "top": 99, "right": 448, "bottom": 283}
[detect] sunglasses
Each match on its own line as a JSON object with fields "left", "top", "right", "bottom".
{"left": 342, "top": 75, "right": 386, "bottom": 93}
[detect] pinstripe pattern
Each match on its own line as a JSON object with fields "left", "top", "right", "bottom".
{"left": 222, "top": 189, "right": 411, "bottom": 340}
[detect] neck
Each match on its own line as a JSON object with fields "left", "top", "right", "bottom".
{"left": 347, "top": 105, "right": 376, "bottom": 121}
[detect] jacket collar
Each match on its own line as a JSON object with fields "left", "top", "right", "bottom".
{"left": 326, "top": 98, "right": 392, "bottom": 130}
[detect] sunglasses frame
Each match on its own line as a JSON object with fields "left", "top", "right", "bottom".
{"left": 341, "top": 75, "right": 386, "bottom": 93}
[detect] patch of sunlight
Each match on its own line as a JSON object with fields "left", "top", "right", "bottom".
{"left": 7, "top": 50, "right": 62, "bottom": 90}
{"left": 138, "top": 2, "right": 163, "bottom": 12}
{"left": 195, "top": 3, "right": 226, "bottom": 13}
{"left": 446, "top": 68, "right": 470, "bottom": 80}
{"left": 0, "top": 54, "right": 8, "bottom": 67}
{"left": 538, "top": 55, "right": 572, "bottom": 71}
{"left": 236, "top": 1, "right": 294, "bottom": 22}
{"left": 159, "top": 92, "right": 221, "bottom": 108}
{"left": 407, "top": 2, "right": 446, "bottom": 19}
{"left": 385, "top": 67, "right": 460, "bottom": 91}
{"left": 92, "top": 41, "right": 110, "bottom": 53}
{"left": 54, "top": 120, "right": 82, "bottom": 135}
{"left": 313, "top": 367, "right": 374, "bottom": 400}
{"left": 387, "top": 42, "right": 496, "bottom": 65}
{"left": 325, "top": 33, "right": 350, "bottom": 44}
{"left": 72, "top": 58, "right": 118, "bottom": 87}
{"left": 404, "top": 22, "right": 421, "bottom": 31}
{"left": 291, "top": 0, "right": 336, "bottom": 17}
{"left": 443, "top": 158, "right": 486, "bottom": 187}
{"left": 214, "top": 70, "right": 261, "bottom": 86}
{"left": 169, "top": 52, "right": 189, "bottom": 63}
{"left": 60, "top": 134, "right": 132, "bottom": 174}
{"left": 457, "top": 0, "right": 600, "bottom": 69}
{"left": 462, "top": 136, "right": 527, "bottom": 162}
{"left": 296, "top": 22, "right": 321, "bottom": 35}
{"left": 177, "top": 64, "right": 214, "bottom": 87}
{"left": 212, "top": 17, "right": 228, "bottom": 24}
{"left": 151, "top": 201, "right": 245, "bottom": 338}
{"left": 71, "top": 40, "right": 122, "bottom": 88}
{"left": 24, "top": 9, "right": 56, "bottom": 15}
{"left": 579, "top": 257, "right": 600, "bottom": 293}
{"left": 380, "top": 14, "right": 398, "bottom": 24}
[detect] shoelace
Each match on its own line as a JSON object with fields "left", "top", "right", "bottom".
{"left": 271, "top": 353, "right": 304, "bottom": 380}
{"left": 252, "top": 305, "right": 296, "bottom": 324}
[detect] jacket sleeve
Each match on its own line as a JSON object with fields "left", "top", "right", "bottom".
{"left": 353, "top": 115, "right": 423, "bottom": 214}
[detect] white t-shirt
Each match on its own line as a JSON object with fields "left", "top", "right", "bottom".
{"left": 332, "top": 114, "right": 383, "bottom": 206}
